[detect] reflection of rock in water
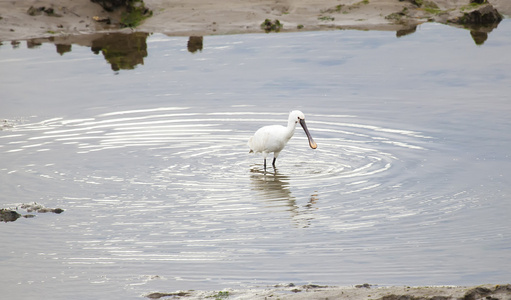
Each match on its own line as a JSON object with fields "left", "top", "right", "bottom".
{"left": 447, "top": 2, "right": 502, "bottom": 45}
{"left": 466, "top": 22, "right": 499, "bottom": 45}
{"left": 387, "top": 1, "right": 503, "bottom": 45}
{"left": 91, "top": 32, "right": 149, "bottom": 71}
{"left": 11, "top": 40, "right": 21, "bottom": 49}
{"left": 396, "top": 26, "right": 416, "bottom": 38}
{"left": 56, "top": 44, "right": 72, "bottom": 55}
{"left": 470, "top": 30, "right": 488, "bottom": 45}
{"left": 26, "top": 39, "right": 42, "bottom": 49}
{"left": 187, "top": 36, "right": 203, "bottom": 53}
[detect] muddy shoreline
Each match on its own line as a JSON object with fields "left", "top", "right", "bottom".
{"left": 1, "top": 0, "right": 509, "bottom": 43}
{"left": 145, "top": 284, "right": 511, "bottom": 299}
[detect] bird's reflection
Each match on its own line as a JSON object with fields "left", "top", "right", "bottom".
{"left": 249, "top": 166, "right": 317, "bottom": 228}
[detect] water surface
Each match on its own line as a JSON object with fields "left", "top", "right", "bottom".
{"left": 1, "top": 21, "right": 511, "bottom": 299}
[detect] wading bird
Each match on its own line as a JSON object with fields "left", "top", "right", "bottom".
{"left": 248, "top": 110, "right": 317, "bottom": 171}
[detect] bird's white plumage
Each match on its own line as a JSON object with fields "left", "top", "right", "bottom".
{"left": 248, "top": 110, "right": 317, "bottom": 169}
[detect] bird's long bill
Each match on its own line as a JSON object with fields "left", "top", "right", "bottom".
{"left": 299, "top": 119, "right": 317, "bottom": 149}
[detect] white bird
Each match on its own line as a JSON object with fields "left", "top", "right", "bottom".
{"left": 248, "top": 110, "right": 317, "bottom": 170}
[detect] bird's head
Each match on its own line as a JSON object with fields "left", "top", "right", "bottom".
{"left": 289, "top": 110, "right": 317, "bottom": 149}
{"left": 290, "top": 110, "right": 305, "bottom": 124}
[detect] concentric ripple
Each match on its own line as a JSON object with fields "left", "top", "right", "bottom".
{"left": 1, "top": 107, "right": 438, "bottom": 229}
{"left": 1, "top": 108, "right": 430, "bottom": 196}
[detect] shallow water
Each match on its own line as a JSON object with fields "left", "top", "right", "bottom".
{"left": 1, "top": 21, "right": 511, "bottom": 299}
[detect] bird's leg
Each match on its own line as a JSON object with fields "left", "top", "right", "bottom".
{"left": 263, "top": 158, "right": 267, "bottom": 171}
{"left": 272, "top": 157, "right": 277, "bottom": 169}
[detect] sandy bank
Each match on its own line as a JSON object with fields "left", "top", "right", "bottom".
{"left": 1, "top": 0, "right": 510, "bottom": 41}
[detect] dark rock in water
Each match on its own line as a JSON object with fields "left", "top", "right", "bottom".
{"left": 440, "top": 2, "right": 503, "bottom": 45}
{"left": 53, "top": 208, "right": 64, "bottom": 214}
{"left": 1, "top": 203, "right": 64, "bottom": 222}
{"left": 145, "top": 291, "right": 190, "bottom": 299}
{"left": 18, "top": 203, "right": 65, "bottom": 214}
{"left": 303, "top": 284, "right": 328, "bottom": 289}
{"left": 1, "top": 209, "right": 21, "bottom": 222}
{"left": 452, "top": 3, "right": 502, "bottom": 25}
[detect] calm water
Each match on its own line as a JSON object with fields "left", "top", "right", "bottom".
{"left": 1, "top": 21, "right": 511, "bottom": 299}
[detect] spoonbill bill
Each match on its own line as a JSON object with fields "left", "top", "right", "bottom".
{"left": 248, "top": 110, "right": 317, "bottom": 170}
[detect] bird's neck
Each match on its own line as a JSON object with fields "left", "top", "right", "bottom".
{"left": 286, "top": 119, "right": 298, "bottom": 138}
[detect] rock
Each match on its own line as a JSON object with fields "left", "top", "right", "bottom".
{"left": 90, "top": 0, "right": 153, "bottom": 28}
{"left": 53, "top": 208, "right": 64, "bottom": 214}
{"left": 27, "top": 6, "right": 62, "bottom": 17}
{"left": 463, "top": 287, "right": 492, "bottom": 300}
{"left": 27, "top": 6, "right": 44, "bottom": 16}
{"left": 451, "top": 3, "right": 502, "bottom": 25}
{"left": 462, "top": 285, "right": 511, "bottom": 300}
{"left": 0, "top": 204, "right": 65, "bottom": 222}
{"left": 90, "top": 0, "right": 130, "bottom": 12}
{"left": 145, "top": 291, "right": 190, "bottom": 299}
{"left": 18, "top": 203, "right": 65, "bottom": 214}
{"left": 260, "top": 19, "right": 283, "bottom": 33}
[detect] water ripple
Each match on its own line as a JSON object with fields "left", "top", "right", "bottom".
{"left": 3, "top": 108, "right": 481, "bottom": 280}
{"left": 1, "top": 108, "right": 439, "bottom": 226}
{"left": 2, "top": 109, "right": 429, "bottom": 186}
